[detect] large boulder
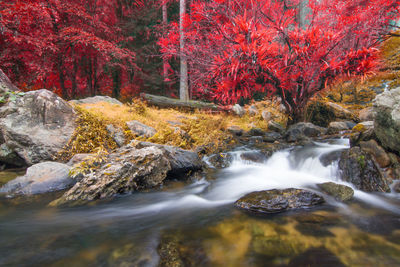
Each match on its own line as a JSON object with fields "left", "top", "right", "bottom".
{"left": 358, "top": 107, "right": 375, "bottom": 121}
{"left": 285, "top": 122, "right": 326, "bottom": 142}
{"left": 0, "top": 69, "right": 18, "bottom": 93}
{"left": 235, "top": 188, "right": 324, "bottom": 214}
{"left": 69, "top": 95, "right": 122, "bottom": 106}
{"left": 51, "top": 141, "right": 204, "bottom": 205}
{"left": 307, "top": 101, "right": 357, "bottom": 127}
{"left": 51, "top": 145, "right": 171, "bottom": 206}
{"left": 106, "top": 124, "right": 126, "bottom": 147}
{"left": 373, "top": 87, "right": 400, "bottom": 154}
{"left": 359, "top": 139, "right": 391, "bottom": 168}
{"left": 0, "top": 162, "right": 73, "bottom": 196}
{"left": 339, "top": 147, "right": 390, "bottom": 192}
{"left": 327, "top": 121, "right": 353, "bottom": 134}
{"left": 0, "top": 89, "right": 77, "bottom": 165}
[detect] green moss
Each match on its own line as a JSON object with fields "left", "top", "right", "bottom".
{"left": 358, "top": 155, "right": 366, "bottom": 170}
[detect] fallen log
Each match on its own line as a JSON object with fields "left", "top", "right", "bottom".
{"left": 140, "top": 93, "right": 221, "bottom": 111}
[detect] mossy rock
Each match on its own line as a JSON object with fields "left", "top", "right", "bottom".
{"left": 305, "top": 101, "right": 336, "bottom": 127}
{"left": 317, "top": 182, "right": 354, "bottom": 202}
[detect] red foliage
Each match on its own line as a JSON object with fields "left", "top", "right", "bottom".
{"left": 0, "top": 0, "right": 138, "bottom": 99}
{"left": 159, "top": 0, "right": 400, "bottom": 121}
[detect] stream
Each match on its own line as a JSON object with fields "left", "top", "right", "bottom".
{"left": 1, "top": 139, "right": 400, "bottom": 266}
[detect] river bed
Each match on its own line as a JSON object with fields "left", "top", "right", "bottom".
{"left": 1, "top": 139, "right": 400, "bottom": 266}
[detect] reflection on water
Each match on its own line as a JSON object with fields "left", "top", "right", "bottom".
{"left": 0, "top": 139, "right": 400, "bottom": 266}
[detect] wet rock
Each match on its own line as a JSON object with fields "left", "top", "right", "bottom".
{"left": 360, "top": 139, "right": 391, "bottom": 168}
{"left": 0, "top": 162, "right": 73, "bottom": 196}
{"left": 0, "top": 89, "right": 77, "bottom": 165}
{"left": 327, "top": 121, "right": 352, "bottom": 134}
{"left": 319, "top": 149, "right": 346, "bottom": 166}
{"left": 393, "top": 181, "right": 400, "bottom": 193}
{"left": 51, "top": 145, "right": 171, "bottom": 206}
{"left": 106, "top": 124, "right": 125, "bottom": 147}
{"left": 359, "top": 107, "right": 375, "bottom": 121}
{"left": 232, "top": 104, "right": 245, "bottom": 117}
{"left": 69, "top": 95, "right": 122, "bottom": 106}
{"left": 235, "top": 188, "right": 324, "bottom": 214}
{"left": 285, "top": 122, "right": 326, "bottom": 142}
{"left": 249, "top": 136, "right": 263, "bottom": 145}
{"left": 268, "top": 121, "right": 285, "bottom": 133}
{"left": 207, "top": 153, "right": 233, "bottom": 168}
{"left": 248, "top": 128, "right": 264, "bottom": 136}
{"left": 317, "top": 182, "right": 354, "bottom": 201}
{"left": 126, "top": 120, "right": 156, "bottom": 138}
{"left": 262, "top": 110, "right": 272, "bottom": 121}
{"left": 339, "top": 147, "right": 390, "bottom": 192}
{"left": 240, "top": 151, "right": 267, "bottom": 163}
{"left": 373, "top": 87, "right": 400, "bottom": 154}
{"left": 263, "top": 132, "right": 282, "bottom": 143}
{"left": 248, "top": 105, "right": 258, "bottom": 116}
{"left": 350, "top": 121, "right": 375, "bottom": 147}
{"left": 251, "top": 235, "right": 299, "bottom": 258}
{"left": 227, "top": 125, "right": 244, "bottom": 136}
{"left": 0, "top": 69, "right": 18, "bottom": 93}
{"left": 134, "top": 141, "right": 203, "bottom": 178}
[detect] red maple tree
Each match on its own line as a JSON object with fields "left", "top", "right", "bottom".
{"left": 159, "top": 0, "right": 400, "bottom": 122}
{"left": 0, "top": 0, "right": 138, "bottom": 99}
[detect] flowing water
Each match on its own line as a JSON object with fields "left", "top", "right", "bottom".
{"left": 1, "top": 139, "right": 400, "bottom": 266}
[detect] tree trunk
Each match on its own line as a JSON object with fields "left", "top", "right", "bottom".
{"left": 162, "top": 3, "right": 168, "bottom": 85}
{"left": 112, "top": 66, "right": 121, "bottom": 99}
{"left": 141, "top": 93, "right": 221, "bottom": 111}
{"left": 298, "top": 0, "right": 309, "bottom": 29}
{"left": 179, "top": 0, "right": 189, "bottom": 101}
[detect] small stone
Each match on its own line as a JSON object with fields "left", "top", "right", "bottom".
{"left": 69, "top": 95, "right": 123, "bottom": 106}
{"left": 327, "top": 121, "right": 351, "bottom": 134}
{"left": 261, "top": 110, "right": 272, "bottom": 121}
{"left": 248, "top": 105, "right": 258, "bottom": 116}
{"left": 317, "top": 182, "right": 354, "bottom": 201}
{"left": 232, "top": 104, "right": 245, "bottom": 117}
{"left": 268, "top": 121, "right": 285, "bottom": 133}
{"left": 106, "top": 124, "right": 126, "bottom": 147}
{"left": 227, "top": 125, "right": 244, "bottom": 136}
{"left": 248, "top": 128, "right": 265, "bottom": 136}
{"left": 126, "top": 120, "right": 156, "bottom": 138}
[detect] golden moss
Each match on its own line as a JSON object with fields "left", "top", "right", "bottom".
{"left": 56, "top": 106, "right": 118, "bottom": 162}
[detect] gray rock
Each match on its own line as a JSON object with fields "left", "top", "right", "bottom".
{"left": 325, "top": 102, "right": 357, "bottom": 122}
{"left": 339, "top": 147, "right": 390, "bottom": 192}
{"left": 349, "top": 121, "right": 375, "bottom": 147}
{"left": 358, "top": 107, "right": 375, "bottom": 121}
{"left": 235, "top": 188, "right": 324, "bottom": 214}
{"left": 50, "top": 146, "right": 171, "bottom": 206}
{"left": 268, "top": 121, "right": 285, "bottom": 133}
{"left": 135, "top": 141, "right": 203, "bottom": 178}
{"left": 0, "top": 143, "right": 25, "bottom": 167}
{"left": 0, "top": 162, "right": 73, "bottom": 196}
{"left": 359, "top": 139, "right": 391, "bottom": 168}
{"left": 106, "top": 124, "right": 126, "bottom": 147}
{"left": 69, "top": 95, "right": 122, "bottom": 106}
{"left": 285, "top": 122, "right": 326, "bottom": 142}
{"left": 240, "top": 151, "right": 267, "bottom": 163}
{"left": 207, "top": 153, "right": 233, "bottom": 168}
{"left": 248, "top": 128, "right": 264, "bottom": 136}
{"left": 263, "top": 132, "right": 282, "bottom": 143}
{"left": 373, "top": 87, "right": 400, "bottom": 154}
{"left": 0, "top": 69, "right": 18, "bottom": 93}
{"left": 248, "top": 105, "right": 258, "bottom": 116}
{"left": 232, "top": 104, "right": 245, "bottom": 117}
{"left": 262, "top": 110, "right": 272, "bottom": 121}
{"left": 227, "top": 125, "right": 244, "bottom": 136}
{"left": 317, "top": 182, "right": 354, "bottom": 201}
{"left": 327, "top": 121, "right": 351, "bottom": 134}
{"left": 0, "top": 89, "right": 77, "bottom": 165}
{"left": 126, "top": 120, "right": 156, "bottom": 138}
